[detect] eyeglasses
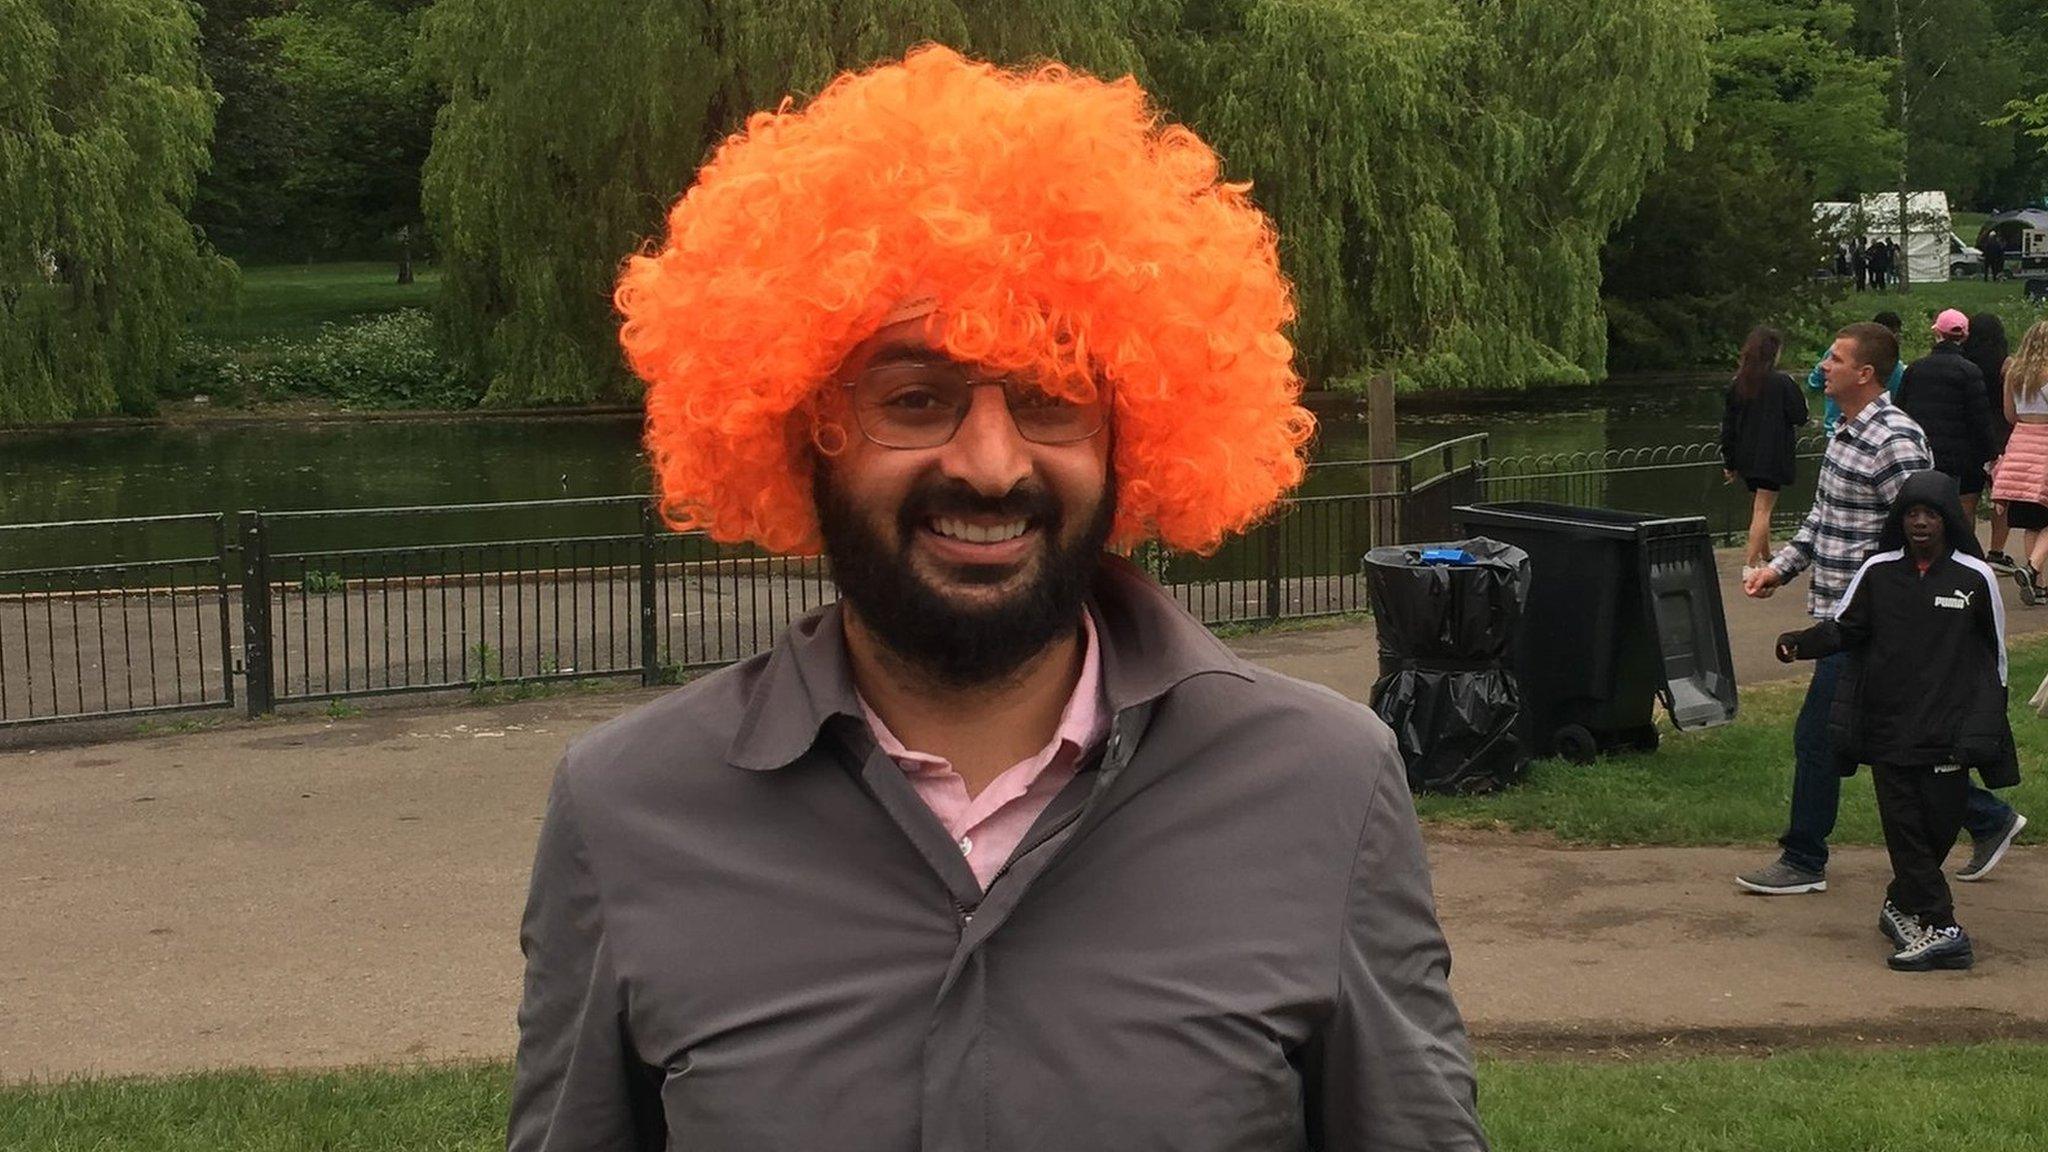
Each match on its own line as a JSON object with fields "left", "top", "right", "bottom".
{"left": 844, "top": 359, "right": 1106, "bottom": 449}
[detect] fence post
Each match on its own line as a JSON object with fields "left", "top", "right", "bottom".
{"left": 1368, "top": 373, "right": 1399, "bottom": 544}
{"left": 1263, "top": 518, "right": 1282, "bottom": 621}
{"left": 239, "top": 511, "right": 273, "bottom": 717}
{"left": 214, "top": 516, "right": 236, "bottom": 708}
{"left": 640, "top": 502, "right": 661, "bottom": 686}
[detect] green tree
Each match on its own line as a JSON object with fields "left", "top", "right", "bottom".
{"left": 1984, "top": 1, "right": 2048, "bottom": 205}
{"left": 190, "top": 0, "right": 435, "bottom": 261}
{"left": 420, "top": 0, "right": 1159, "bottom": 406}
{"left": 422, "top": 0, "right": 1709, "bottom": 402}
{"left": 1848, "top": 0, "right": 2029, "bottom": 205}
{"left": 1, "top": 0, "right": 231, "bottom": 422}
{"left": 1710, "top": 0, "right": 1896, "bottom": 195}
{"left": 1601, "top": 0, "right": 1893, "bottom": 370}
{"left": 188, "top": 0, "right": 294, "bottom": 257}
{"left": 1154, "top": 0, "right": 1712, "bottom": 390}
{"left": 258, "top": 0, "right": 436, "bottom": 257}
{"left": 1603, "top": 123, "right": 1833, "bottom": 371}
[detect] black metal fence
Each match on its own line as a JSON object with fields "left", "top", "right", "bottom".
{"left": 9, "top": 428, "right": 1794, "bottom": 728}
{"left": 0, "top": 515, "right": 236, "bottom": 726}
{"left": 1478, "top": 434, "right": 1829, "bottom": 540}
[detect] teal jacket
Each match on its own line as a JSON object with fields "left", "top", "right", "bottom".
{"left": 1808, "top": 357, "right": 1905, "bottom": 435}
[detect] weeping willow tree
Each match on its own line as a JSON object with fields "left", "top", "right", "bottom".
{"left": 423, "top": 0, "right": 1710, "bottom": 402}
{"left": 422, "top": 0, "right": 1166, "bottom": 406}
{"left": 0, "top": 0, "right": 229, "bottom": 422}
{"left": 1152, "top": 0, "right": 1712, "bottom": 390}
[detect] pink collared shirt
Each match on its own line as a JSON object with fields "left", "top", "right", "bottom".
{"left": 859, "top": 614, "right": 1107, "bottom": 890}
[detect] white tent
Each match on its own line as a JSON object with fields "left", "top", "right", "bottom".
{"left": 1813, "top": 201, "right": 1857, "bottom": 237}
{"left": 1857, "top": 191, "right": 1954, "bottom": 283}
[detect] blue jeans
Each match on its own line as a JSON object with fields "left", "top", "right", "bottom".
{"left": 1779, "top": 652, "right": 2015, "bottom": 874}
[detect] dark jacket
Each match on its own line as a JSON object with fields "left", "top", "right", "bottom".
{"left": 1966, "top": 349, "right": 2012, "bottom": 455}
{"left": 1779, "top": 471, "right": 2019, "bottom": 784}
{"left": 508, "top": 557, "right": 1487, "bottom": 1152}
{"left": 1720, "top": 370, "right": 1808, "bottom": 486}
{"left": 1897, "top": 343, "right": 1997, "bottom": 481}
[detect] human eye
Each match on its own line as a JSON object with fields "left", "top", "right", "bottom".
{"left": 1007, "top": 383, "right": 1074, "bottom": 411}
{"left": 857, "top": 363, "right": 966, "bottom": 431}
{"left": 878, "top": 383, "right": 948, "bottom": 412}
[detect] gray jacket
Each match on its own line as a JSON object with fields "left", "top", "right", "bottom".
{"left": 510, "top": 557, "right": 1487, "bottom": 1151}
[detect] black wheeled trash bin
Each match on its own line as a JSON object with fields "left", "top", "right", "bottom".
{"left": 1454, "top": 502, "right": 1738, "bottom": 763}
{"left": 1363, "top": 538, "right": 1531, "bottom": 794}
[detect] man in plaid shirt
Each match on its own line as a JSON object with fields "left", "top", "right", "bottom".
{"left": 1737, "top": 321, "right": 2026, "bottom": 894}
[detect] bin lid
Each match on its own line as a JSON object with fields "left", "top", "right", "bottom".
{"left": 1456, "top": 501, "right": 1708, "bottom": 542}
{"left": 1639, "top": 534, "right": 1739, "bottom": 731}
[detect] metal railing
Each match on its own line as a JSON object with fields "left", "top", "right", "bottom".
{"left": 15, "top": 428, "right": 1807, "bottom": 728}
{"left": 0, "top": 514, "right": 236, "bottom": 726}
{"left": 1478, "top": 434, "right": 1830, "bottom": 541}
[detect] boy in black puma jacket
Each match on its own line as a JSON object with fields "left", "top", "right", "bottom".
{"left": 1776, "top": 470, "right": 2020, "bottom": 971}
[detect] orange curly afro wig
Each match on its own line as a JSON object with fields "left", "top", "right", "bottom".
{"left": 617, "top": 44, "right": 1313, "bottom": 556}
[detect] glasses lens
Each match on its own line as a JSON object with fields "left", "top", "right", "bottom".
{"left": 853, "top": 362, "right": 969, "bottom": 448}
{"left": 1007, "top": 383, "right": 1103, "bottom": 444}
{"left": 850, "top": 361, "right": 1105, "bottom": 447}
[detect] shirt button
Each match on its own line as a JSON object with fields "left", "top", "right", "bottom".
{"left": 958, "top": 836, "right": 973, "bottom": 855}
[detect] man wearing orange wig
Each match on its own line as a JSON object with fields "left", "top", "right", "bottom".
{"left": 510, "top": 45, "right": 1487, "bottom": 1151}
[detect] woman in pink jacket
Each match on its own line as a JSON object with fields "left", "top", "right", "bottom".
{"left": 1990, "top": 320, "right": 2048, "bottom": 602}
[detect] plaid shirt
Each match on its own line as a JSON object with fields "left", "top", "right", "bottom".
{"left": 1769, "top": 394, "right": 1931, "bottom": 619}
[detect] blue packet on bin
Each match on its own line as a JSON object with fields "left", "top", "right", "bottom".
{"left": 1418, "top": 547, "right": 1477, "bottom": 566}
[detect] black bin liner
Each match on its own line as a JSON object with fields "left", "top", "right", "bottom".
{"left": 1363, "top": 537, "right": 1531, "bottom": 794}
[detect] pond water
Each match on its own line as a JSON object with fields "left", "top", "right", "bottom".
{"left": 1, "top": 376, "right": 1739, "bottom": 528}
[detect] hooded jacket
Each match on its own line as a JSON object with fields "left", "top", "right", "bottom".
{"left": 1779, "top": 470, "right": 2019, "bottom": 783}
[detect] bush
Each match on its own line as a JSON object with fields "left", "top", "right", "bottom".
{"left": 172, "top": 308, "right": 483, "bottom": 410}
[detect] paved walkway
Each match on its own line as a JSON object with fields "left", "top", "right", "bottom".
{"left": 4, "top": 546, "right": 2045, "bottom": 1079}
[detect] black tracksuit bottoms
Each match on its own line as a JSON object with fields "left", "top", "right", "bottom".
{"left": 1872, "top": 763, "right": 1970, "bottom": 928}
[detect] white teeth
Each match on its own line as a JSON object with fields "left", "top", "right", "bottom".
{"left": 932, "top": 517, "right": 1028, "bottom": 544}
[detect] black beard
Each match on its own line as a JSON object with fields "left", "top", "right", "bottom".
{"left": 814, "top": 460, "right": 1115, "bottom": 689}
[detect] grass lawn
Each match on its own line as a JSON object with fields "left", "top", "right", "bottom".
{"left": 6, "top": 1045, "right": 2046, "bottom": 1150}
{"left": 1819, "top": 276, "right": 2048, "bottom": 365}
{"left": 189, "top": 262, "right": 440, "bottom": 345}
{"left": 1415, "top": 634, "right": 2048, "bottom": 844}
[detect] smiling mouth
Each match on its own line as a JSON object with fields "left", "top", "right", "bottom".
{"left": 929, "top": 517, "right": 1031, "bottom": 544}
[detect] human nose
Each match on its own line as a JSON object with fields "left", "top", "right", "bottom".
{"left": 939, "top": 384, "right": 1033, "bottom": 496}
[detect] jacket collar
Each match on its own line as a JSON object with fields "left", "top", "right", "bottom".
{"left": 726, "top": 554, "right": 1253, "bottom": 771}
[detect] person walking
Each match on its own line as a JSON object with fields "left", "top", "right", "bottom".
{"left": 1738, "top": 322, "right": 2026, "bottom": 894}
{"left": 1965, "top": 313, "right": 2016, "bottom": 568}
{"left": 1983, "top": 229, "right": 2007, "bottom": 281}
{"left": 1992, "top": 320, "right": 2048, "bottom": 611}
{"left": 1868, "top": 238, "right": 1891, "bottom": 291}
{"left": 1774, "top": 471, "right": 2020, "bottom": 970}
{"left": 1853, "top": 235, "right": 1869, "bottom": 293}
{"left": 1721, "top": 325, "right": 1810, "bottom": 573}
{"left": 1897, "top": 309, "right": 1997, "bottom": 523}
{"left": 507, "top": 46, "right": 1488, "bottom": 1152}
{"left": 1807, "top": 310, "right": 1904, "bottom": 436}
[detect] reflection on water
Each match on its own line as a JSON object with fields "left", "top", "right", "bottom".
{"left": 2, "top": 378, "right": 1753, "bottom": 552}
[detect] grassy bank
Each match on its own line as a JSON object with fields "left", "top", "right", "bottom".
{"left": 191, "top": 263, "right": 441, "bottom": 344}
{"left": 177, "top": 262, "right": 475, "bottom": 410}
{"left": 1816, "top": 276, "right": 2048, "bottom": 365}
{"left": 1415, "top": 634, "right": 2048, "bottom": 844}
{"left": 7, "top": 1044, "right": 2046, "bottom": 1150}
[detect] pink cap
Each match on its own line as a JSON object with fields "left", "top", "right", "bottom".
{"left": 1932, "top": 308, "right": 1970, "bottom": 337}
